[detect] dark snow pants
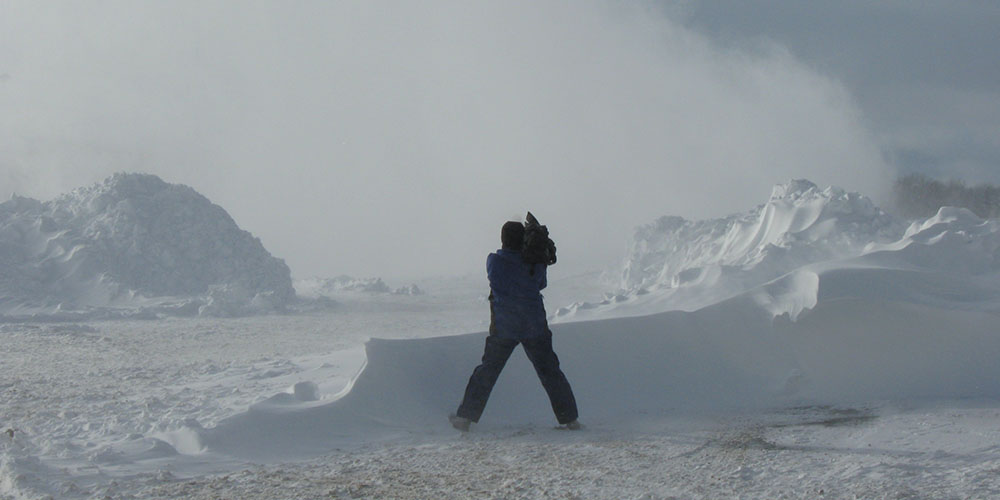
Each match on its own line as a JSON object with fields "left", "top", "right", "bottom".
{"left": 456, "top": 331, "right": 579, "bottom": 425}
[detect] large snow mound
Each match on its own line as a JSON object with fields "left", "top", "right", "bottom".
{"left": 623, "top": 180, "right": 902, "bottom": 288}
{"left": 0, "top": 173, "right": 294, "bottom": 319}
{"left": 556, "top": 180, "right": 908, "bottom": 319}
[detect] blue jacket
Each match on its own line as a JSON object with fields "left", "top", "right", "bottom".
{"left": 487, "top": 249, "right": 548, "bottom": 339}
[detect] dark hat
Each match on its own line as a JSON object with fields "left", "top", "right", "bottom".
{"left": 501, "top": 221, "right": 525, "bottom": 250}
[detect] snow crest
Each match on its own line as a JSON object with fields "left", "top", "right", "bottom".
{"left": 0, "top": 173, "right": 294, "bottom": 319}
{"left": 622, "top": 179, "right": 901, "bottom": 291}
{"left": 558, "top": 180, "right": 906, "bottom": 319}
{"left": 864, "top": 206, "right": 1000, "bottom": 276}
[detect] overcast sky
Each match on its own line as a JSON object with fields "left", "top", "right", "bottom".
{"left": 1, "top": 1, "right": 995, "bottom": 280}
{"left": 678, "top": 0, "right": 1000, "bottom": 183}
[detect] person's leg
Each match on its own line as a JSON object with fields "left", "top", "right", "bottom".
{"left": 522, "top": 331, "right": 578, "bottom": 425}
{"left": 456, "top": 335, "right": 518, "bottom": 422}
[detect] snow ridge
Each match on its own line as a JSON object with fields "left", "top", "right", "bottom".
{"left": 557, "top": 180, "right": 906, "bottom": 319}
{"left": 621, "top": 179, "right": 902, "bottom": 291}
{"left": 865, "top": 206, "right": 1000, "bottom": 276}
{"left": 0, "top": 173, "right": 294, "bottom": 319}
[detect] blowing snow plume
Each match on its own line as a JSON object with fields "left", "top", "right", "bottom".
{"left": 0, "top": 173, "right": 294, "bottom": 320}
{"left": 0, "top": 1, "right": 892, "bottom": 278}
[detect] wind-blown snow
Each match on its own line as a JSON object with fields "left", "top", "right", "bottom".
{"left": 556, "top": 180, "right": 906, "bottom": 318}
{"left": 4, "top": 179, "right": 1000, "bottom": 498}
{"left": 623, "top": 180, "right": 901, "bottom": 289}
{"left": 0, "top": 173, "right": 294, "bottom": 319}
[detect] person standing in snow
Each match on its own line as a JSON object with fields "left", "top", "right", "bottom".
{"left": 450, "top": 219, "right": 580, "bottom": 431}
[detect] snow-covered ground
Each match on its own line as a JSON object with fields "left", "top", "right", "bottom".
{"left": 4, "top": 180, "right": 1000, "bottom": 499}
{"left": 0, "top": 281, "right": 490, "bottom": 499}
{"left": 123, "top": 402, "right": 1000, "bottom": 499}
{"left": 4, "top": 301, "right": 999, "bottom": 500}
{"left": 5, "top": 270, "right": 1000, "bottom": 499}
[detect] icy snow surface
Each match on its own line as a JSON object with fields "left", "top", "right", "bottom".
{"left": 3, "top": 180, "right": 1000, "bottom": 499}
{"left": 0, "top": 173, "right": 294, "bottom": 321}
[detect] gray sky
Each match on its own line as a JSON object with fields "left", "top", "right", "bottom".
{"left": 3, "top": 1, "right": 990, "bottom": 280}
{"left": 677, "top": 0, "right": 1000, "bottom": 183}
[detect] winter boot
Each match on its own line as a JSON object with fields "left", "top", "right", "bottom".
{"left": 449, "top": 414, "right": 471, "bottom": 432}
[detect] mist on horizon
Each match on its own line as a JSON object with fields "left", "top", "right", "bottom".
{"left": 0, "top": 1, "right": 892, "bottom": 280}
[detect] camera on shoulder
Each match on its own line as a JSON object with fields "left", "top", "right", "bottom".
{"left": 522, "top": 211, "right": 557, "bottom": 268}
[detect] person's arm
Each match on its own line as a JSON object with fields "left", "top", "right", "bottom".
{"left": 487, "top": 253, "right": 510, "bottom": 293}
{"left": 537, "top": 264, "right": 547, "bottom": 291}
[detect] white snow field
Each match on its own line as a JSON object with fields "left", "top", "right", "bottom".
{"left": 3, "top": 179, "right": 1000, "bottom": 499}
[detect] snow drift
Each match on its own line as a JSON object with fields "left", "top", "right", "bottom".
{"left": 556, "top": 180, "right": 905, "bottom": 319}
{"left": 190, "top": 269, "right": 1000, "bottom": 462}
{"left": 178, "top": 183, "right": 1000, "bottom": 462}
{"left": 0, "top": 173, "right": 294, "bottom": 319}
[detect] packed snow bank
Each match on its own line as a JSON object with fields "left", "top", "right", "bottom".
{"left": 186, "top": 264, "right": 1000, "bottom": 462}
{"left": 0, "top": 173, "right": 294, "bottom": 320}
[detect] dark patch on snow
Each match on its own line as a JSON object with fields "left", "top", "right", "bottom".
{"left": 774, "top": 405, "right": 879, "bottom": 428}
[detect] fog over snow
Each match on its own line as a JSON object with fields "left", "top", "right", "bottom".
{"left": 4, "top": 3, "right": 1000, "bottom": 498}
{"left": 0, "top": 1, "right": 892, "bottom": 279}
